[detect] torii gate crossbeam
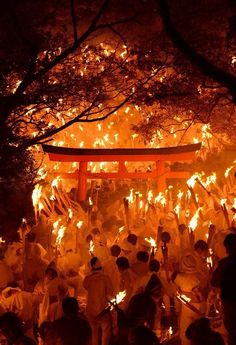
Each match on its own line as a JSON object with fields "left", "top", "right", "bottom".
{"left": 42, "top": 143, "right": 201, "bottom": 201}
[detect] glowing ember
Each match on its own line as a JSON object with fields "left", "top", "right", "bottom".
{"left": 168, "top": 327, "right": 173, "bottom": 336}
{"left": 89, "top": 197, "right": 93, "bottom": 206}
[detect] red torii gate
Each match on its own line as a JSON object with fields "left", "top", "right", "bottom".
{"left": 42, "top": 143, "right": 201, "bottom": 201}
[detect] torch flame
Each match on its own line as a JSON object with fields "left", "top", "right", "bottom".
{"left": 145, "top": 237, "right": 157, "bottom": 248}
{"left": 189, "top": 208, "right": 201, "bottom": 231}
{"left": 89, "top": 240, "right": 94, "bottom": 254}
{"left": 56, "top": 225, "right": 66, "bottom": 247}
{"left": 110, "top": 290, "right": 126, "bottom": 305}
{"left": 147, "top": 190, "right": 153, "bottom": 203}
{"left": 32, "top": 184, "right": 42, "bottom": 207}
{"left": 225, "top": 166, "right": 233, "bottom": 178}
{"left": 177, "top": 291, "right": 191, "bottom": 303}
{"left": 220, "top": 198, "right": 227, "bottom": 207}
{"left": 51, "top": 176, "right": 61, "bottom": 188}
{"left": 68, "top": 208, "right": 73, "bottom": 219}
{"left": 76, "top": 221, "right": 83, "bottom": 229}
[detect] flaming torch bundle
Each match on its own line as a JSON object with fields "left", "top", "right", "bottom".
{"left": 145, "top": 237, "right": 157, "bottom": 257}
{"left": 188, "top": 208, "right": 201, "bottom": 247}
{"left": 96, "top": 290, "right": 126, "bottom": 320}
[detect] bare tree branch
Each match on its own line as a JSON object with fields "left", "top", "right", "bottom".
{"left": 159, "top": 0, "right": 236, "bottom": 102}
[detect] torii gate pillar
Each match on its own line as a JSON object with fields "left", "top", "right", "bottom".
{"left": 156, "top": 161, "right": 166, "bottom": 191}
{"left": 78, "top": 161, "right": 87, "bottom": 201}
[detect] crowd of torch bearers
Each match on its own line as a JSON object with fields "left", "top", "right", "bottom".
{"left": 24, "top": 158, "right": 236, "bottom": 340}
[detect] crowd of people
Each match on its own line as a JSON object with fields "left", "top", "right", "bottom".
{"left": 0, "top": 176, "right": 236, "bottom": 345}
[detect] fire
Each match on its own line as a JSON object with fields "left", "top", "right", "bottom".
{"left": 187, "top": 173, "right": 199, "bottom": 188}
{"left": 177, "top": 291, "right": 191, "bottom": 304}
{"left": 0, "top": 237, "right": 6, "bottom": 244}
{"left": 189, "top": 208, "right": 201, "bottom": 231}
{"left": 232, "top": 198, "right": 236, "bottom": 209}
{"left": 32, "top": 184, "right": 42, "bottom": 207}
{"left": 147, "top": 190, "right": 153, "bottom": 203}
{"left": 225, "top": 166, "right": 233, "bottom": 178}
{"left": 68, "top": 208, "right": 73, "bottom": 219}
{"left": 53, "top": 219, "right": 62, "bottom": 234}
{"left": 56, "top": 225, "right": 66, "bottom": 247}
{"left": 110, "top": 290, "right": 126, "bottom": 306}
{"left": 177, "top": 190, "right": 184, "bottom": 200}
{"left": 145, "top": 237, "right": 157, "bottom": 248}
{"left": 168, "top": 327, "right": 173, "bottom": 336}
{"left": 220, "top": 198, "right": 227, "bottom": 207}
{"left": 139, "top": 200, "right": 143, "bottom": 209}
{"left": 89, "top": 197, "right": 93, "bottom": 206}
{"left": 76, "top": 221, "right": 83, "bottom": 229}
{"left": 127, "top": 189, "right": 134, "bottom": 203}
{"left": 119, "top": 226, "right": 125, "bottom": 233}
{"left": 89, "top": 240, "right": 94, "bottom": 255}
{"left": 155, "top": 192, "right": 166, "bottom": 206}
{"left": 205, "top": 172, "right": 217, "bottom": 187}
{"left": 51, "top": 176, "right": 61, "bottom": 188}
{"left": 174, "top": 204, "right": 180, "bottom": 218}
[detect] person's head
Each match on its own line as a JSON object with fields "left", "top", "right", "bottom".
{"left": 110, "top": 245, "right": 121, "bottom": 257}
{"left": 86, "top": 234, "right": 93, "bottom": 243}
{"left": 149, "top": 259, "right": 160, "bottom": 273}
{"left": 145, "top": 274, "right": 162, "bottom": 299}
{"left": 161, "top": 231, "right": 171, "bottom": 244}
{"left": 137, "top": 251, "right": 149, "bottom": 263}
{"left": 129, "top": 325, "right": 160, "bottom": 345}
{"left": 39, "top": 321, "right": 53, "bottom": 341}
{"left": 91, "top": 228, "right": 100, "bottom": 236}
{"left": 62, "top": 297, "right": 79, "bottom": 316}
{"left": 127, "top": 234, "right": 137, "bottom": 246}
{"left": 116, "top": 257, "right": 130, "bottom": 271}
{"left": 0, "top": 312, "right": 23, "bottom": 341}
{"left": 194, "top": 240, "right": 209, "bottom": 259}
{"left": 224, "top": 233, "right": 236, "bottom": 255}
{"left": 186, "top": 317, "right": 224, "bottom": 345}
{"left": 45, "top": 267, "right": 58, "bottom": 281}
{"left": 90, "top": 257, "right": 102, "bottom": 271}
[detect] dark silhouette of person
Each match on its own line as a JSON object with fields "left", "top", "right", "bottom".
{"left": 50, "top": 297, "right": 92, "bottom": 345}
{"left": 0, "top": 312, "right": 36, "bottom": 345}
{"left": 185, "top": 317, "right": 224, "bottom": 345}
{"left": 128, "top": 325, "right": 160, "bottom": 345}
{"left": 211, "top": 233, "right": 236, "bottom": 345}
